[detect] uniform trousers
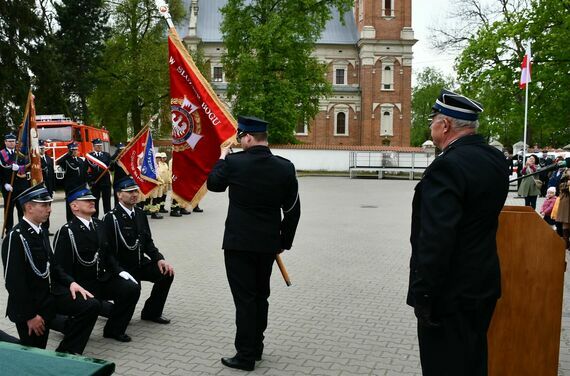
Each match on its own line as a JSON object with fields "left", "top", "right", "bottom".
{"left": 128, "top": 262, "right": 173, "bottom": 318}
{"left": 52, "top": 294, "right": 100, "bottom": 354}
{"left": 224, "top": 250, "right": 275, "bottom": 361}
{"left": 15, "top": 322, "right": 50, "bottom": 349}
{"left": 417, "top": 299, "right": 497, "bottom": 376}
{"left": 91, "top": 184, "right": 112, "bottom": 218}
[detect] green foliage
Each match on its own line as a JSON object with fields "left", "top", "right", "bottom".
{"left": 54, "top": 0, "right": 110, "bottom": 123}
{"left": 220, "top": 0, "right": 353, "bottom": 144}
{"left": 0, "top": 0, "right": 45, "bottom": 131}
{"left": 411, "top": 68, "right": 454, "bottom": 146}
{"left": 89, "top": 0, "right": 185, "bottom": 142}
{"left": 450, "top": 0, "right": 570, "bottom": 148}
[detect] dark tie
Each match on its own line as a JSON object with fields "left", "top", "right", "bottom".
{"left": 89, "top": 222, "right": 94, "bottom": 232}
{"left": 130, "top": 212, "right": 135, "bottom": 220}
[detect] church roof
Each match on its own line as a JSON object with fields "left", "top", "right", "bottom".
{"left": 177, "top": 0, "right": 358, "bottom": 45}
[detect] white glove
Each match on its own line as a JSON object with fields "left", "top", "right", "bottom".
{"left": 4, "top": 184, "right": 12, "bottom": 192}
{"left": 11, "top": 163, "right": 19, "bottom": 171}
{"left": 119, "top": 271, "right": 138, "bottom": 284}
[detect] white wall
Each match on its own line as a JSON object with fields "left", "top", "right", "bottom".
{"left": 270, "top": 148, "right": 351, "bottom": 171}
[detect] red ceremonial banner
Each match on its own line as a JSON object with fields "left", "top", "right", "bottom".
{"left": 117, "top": 127, "right": 158, "bottom": 195}
{"left": 168, "top": 31, "right": 237, "bottom": 207}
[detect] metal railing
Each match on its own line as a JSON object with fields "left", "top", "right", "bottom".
{"left": 349, "top": 151, "right": 436, "bottom": 169}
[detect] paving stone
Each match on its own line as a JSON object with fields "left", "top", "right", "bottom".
{"left": 0, "top": 179, "right": 568, "bottom": 375}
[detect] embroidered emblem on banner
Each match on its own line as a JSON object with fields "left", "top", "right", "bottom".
{"left": 171, "top": 95, "right": 203, "bottom": 151}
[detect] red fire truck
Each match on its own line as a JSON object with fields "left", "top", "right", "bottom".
{"left": 36, "top": 114, "right": 111, "bottom": 181}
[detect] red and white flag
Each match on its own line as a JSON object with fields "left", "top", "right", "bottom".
{"left": 117, "top": 127, "right": 160, "bottom": 196}
{"left": 168, "top": 29, "right": 236, "bottom": 208}
{"left": 519, "top": 44, "right": 532, "bottom": 89}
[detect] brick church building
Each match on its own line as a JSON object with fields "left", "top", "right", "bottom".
{"left": 179, "top": 0, "right": 416, "bottom": 147}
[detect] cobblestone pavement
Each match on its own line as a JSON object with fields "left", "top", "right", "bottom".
{"left": 0, "top": 177, "right": 568, "bottom": 375}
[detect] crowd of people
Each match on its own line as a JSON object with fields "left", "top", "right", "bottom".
{"left": 0, "top": 136, "right": 189, "bottom": 354}
{"left": 507, "top": 150, "right": 570, "bottom": 249}
{"left": 0, "top": 117, "right": 301, "bottom": 373}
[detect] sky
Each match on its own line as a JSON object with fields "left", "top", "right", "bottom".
{"left": 411, "top": 0, "right": 459, "bottom": 86}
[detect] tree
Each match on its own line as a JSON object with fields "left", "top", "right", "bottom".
{"left": 411, "top": 68, "right": 454, "bottom": 146}
{"left": 54, "top": 0, "right": 110, "bottom": 123}
{"left": 90, "top": 0, "right": 184, "bottom": 141}
{"left": 220, "top": 0, "right": 353, "bottom": 144}
{"left": 0, "top": 0, "right": 45, "bottom": 130}
{"left": 432, "top": 0, "right": 570, "bottom": 148}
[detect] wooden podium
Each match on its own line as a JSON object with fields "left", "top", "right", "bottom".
{"left": 488, "top": 206, "right": 566, "bottom": 375}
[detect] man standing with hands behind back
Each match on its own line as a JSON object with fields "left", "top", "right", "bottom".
{"left": 407, "top": 89, "right": 509, "bottom": 376}
{"left": 208, "top": 115, "right": 301, "bottom": 372}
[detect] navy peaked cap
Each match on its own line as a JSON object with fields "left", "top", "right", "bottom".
{"left": 67, "top": 184, "right": 96, "bottom": 203}
{"left": 429, "top": 89, "right": 484, "bottom": 121}
{"left": 92, "top": 138, "right": 103, "bottom": 145}
{"left": 237, "top": 116, "right": 268, "bottom": 133}
{"left": 4, "top": 133, "right": 16, "bottom": 140}
{"left": 67, "top": 142, "right": 78, "bottom": 150}
{"left": 16, "top": 184, "right": 53, "bottom": 205}
{"left": 114, "top": 176, "right": 138, "bottom": 192}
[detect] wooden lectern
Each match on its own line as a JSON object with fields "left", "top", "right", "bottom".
{"left": 488, "top": 206, "right": 566, "bottom": 376}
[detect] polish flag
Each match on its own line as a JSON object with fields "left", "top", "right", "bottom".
{"left": 519, "top": 45, "right": 532, "bottom": 89}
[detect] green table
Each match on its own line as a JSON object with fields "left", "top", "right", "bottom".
{"left": 0, "top": 341, "right": 114, "bottom": 375}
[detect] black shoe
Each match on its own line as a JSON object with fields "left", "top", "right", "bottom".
{"left": 159, "top": 208, "right": 168, "bottom": 213}
{"left": 193, "top": 206, "right": 203, "bottom": 213}
{"left": 170, "top": 211, "right": 182, "bottom": 217}
{"left": 141, "top": 315, "right": 171, "bottom": 324}
{"left": 151, "top": 213, "right": 163, "bottom": 219}
{"left": 179, "top": 208, "right": 191, "bottom": 215}
{"left": 103, "top": 332, "right": 132, "bottom": 342}
{"left": 221, "top": 356, "right": 254, "bottom": 371}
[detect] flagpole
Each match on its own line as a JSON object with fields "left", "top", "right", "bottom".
{"left": 522, "top": 41, "right": 531, "bottom": 164}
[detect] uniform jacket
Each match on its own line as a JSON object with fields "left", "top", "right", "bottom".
{"left": 51, "top": 216, "right": 123, "bottom": 296}
{"left": 407, "top": 134, "right": 509, "bottom": 314}
{"left": 207, "top": 145, "right": 301, "bottom": 253}
{"left": 110, "top": 149, "right": 127, "bottom": 184}
{"left": 0, "top": 148, "right": 29, "bottom": 191}
{"left": 103, "top": 205, "right": 164, "bottom": 271}
{"left": 1, "top": 221, "right": 55, "bottom": 323}
{"left": 87, "top": 151, "right": 112, "bottom": 187}
{"left": 57, "top": 152, "right": 88, "bottom": 192}
{"left": 40, "top": 154, "right": 55, "bottom": 195}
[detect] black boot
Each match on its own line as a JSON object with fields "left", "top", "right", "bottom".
{"left": 151, "top": 212, "right": 163, "bottom": 219}
{"left": 170, "top": 208, "right": 182, "bottom": 217}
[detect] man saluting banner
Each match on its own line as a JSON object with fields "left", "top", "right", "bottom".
{"left": 167, "top": 21, "right": 237, "bottom": 208}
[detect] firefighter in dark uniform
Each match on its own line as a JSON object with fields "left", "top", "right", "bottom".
{"left": 58, "top": 142, "right": 88, "bottom": 221}
{"left": 39, "top": 139, "right": 55, "bottom": 235}
{"left": 0, "top": 132, "right": 30, "bottom": 232}
{"left": 407, "top": 89, "right": 510, "bottom": 376}
{"left": 86, "top": 138, "right": 112, "bottom": 218}
{"left": 52, "top": 185, "right": 141, "bottom": 343}
{"left": 207, "top": 116, "right": 301, "bottom": 371}
{"left": 103, "top": 177, "right": 174, "bottom": 325}
{"left": 1, "top": 184, "right": 96, "bottom": 353}
{"left": 110, "top": 142, "right": 127, "bottom": 207}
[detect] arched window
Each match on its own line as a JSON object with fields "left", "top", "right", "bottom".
{"left": 383, "top": 0, "right": 394, "bottom": 17}
{"left": 335, "top": 111, "right": 348, "bottom": 135}
{"left": 380, "top": 107, "right": 394, "bottom": 136}
{"left": 382, "top": 64, "right": 394, "bottom": 90}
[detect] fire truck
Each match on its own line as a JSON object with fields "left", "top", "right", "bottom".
{"left": 36, "top": 114, "right": 111, "bottom": 182}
